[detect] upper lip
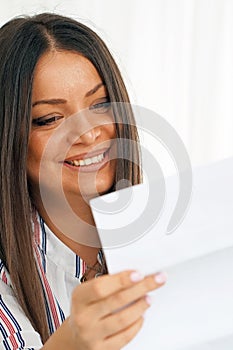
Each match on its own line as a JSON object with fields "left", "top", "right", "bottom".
{"left": 64, "top": 147, "right": 109, "bottom": 162}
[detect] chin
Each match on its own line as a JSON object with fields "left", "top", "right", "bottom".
{"left": 65, "top": 176, "right": 115, "bottom": 200}
{"left": 87, "top": 180, "right": 115, "bottom": 199}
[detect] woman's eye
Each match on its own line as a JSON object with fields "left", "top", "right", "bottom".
{"left": 32, "top": 115, "right": 63, "bottom": 127}
{"left": 89, "top": 100, "right": 111, "bottom": 114}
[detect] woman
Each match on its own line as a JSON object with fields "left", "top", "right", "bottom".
{"left": 0, "top": 13, "right": 167, "bottom": 349}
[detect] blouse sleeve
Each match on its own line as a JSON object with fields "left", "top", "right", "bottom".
{"left": 0, "top": 280, "right": 43, "bottom": 350}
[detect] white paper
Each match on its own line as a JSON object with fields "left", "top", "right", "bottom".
{"left": 90, "top": 157, "right": 233, "bottom": 350}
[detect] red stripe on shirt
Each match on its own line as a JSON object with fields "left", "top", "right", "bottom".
{"left": 33, "top": 243, "right": 60, "bottom": 329}
{"left": 0, "top": 309, "right": 19, "bottom": 349}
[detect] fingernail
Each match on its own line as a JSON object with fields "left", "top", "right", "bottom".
{"left": 130, "top": 271, "right": 144, "bottom": 282}
{"left": 154, "top": 272, "right": 167, "bottom": 284}
{"left": 145, "top": 295, "right": 152, "bottom": 306}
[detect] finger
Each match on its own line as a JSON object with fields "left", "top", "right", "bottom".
{"left": 100, "top": 295, "right": 151, "bottom": 338}
{"left": 84, "top": 271, "right": 167, "bottom": 319}
{"left": 72, "top": 270, "right": 144, "bottom": 306}
{"left": 103, "top": 317, "right": 144, "bottom": 350}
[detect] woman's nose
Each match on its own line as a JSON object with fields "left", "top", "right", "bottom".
{"left": 77, "top": 126, "right": 101, "bottom": 145}
{"left": 65, "top": 111, "right": 102, "bottom": 147}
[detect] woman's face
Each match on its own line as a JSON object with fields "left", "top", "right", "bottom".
{"left": 27, "top": 50, "right": 117, "bottom": 201}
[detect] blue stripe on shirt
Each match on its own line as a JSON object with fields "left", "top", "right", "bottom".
{"left": 2, "top": 338, "right": 11, "bottom": 350}
{"left": 75, "top": 255, "right": 80, "bottom": 278}
{"left": 0, "top": 322, "right": 8, "bottom": 340}
{"left": 39, "top": 217, "right": 47, "bottom": 273}
{"left": 0, "top": 296, "right": 25, "bottom": 348}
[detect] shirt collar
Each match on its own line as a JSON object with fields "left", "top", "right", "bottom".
{"left": 33, "top": 211, "right": 105, "bottom": 280}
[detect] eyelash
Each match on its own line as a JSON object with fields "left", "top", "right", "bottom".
{"left": 32, "top": 99, "right": 111, "bottom": 127}
{"left": 32, "top": 115, "right": 63, "bottom": 127}
{"left": 89, "top": 100, "right": 111, "bottom": 113}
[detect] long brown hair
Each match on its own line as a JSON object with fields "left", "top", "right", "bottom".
{"left": 0, "top": 13, "right": 141, "bottom": 343}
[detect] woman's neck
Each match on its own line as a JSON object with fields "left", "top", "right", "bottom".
{"left": 32, "top": 191, "right": 101, "bottom": 265}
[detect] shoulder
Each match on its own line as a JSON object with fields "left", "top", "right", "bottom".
{"left": 0, "top": 260, "right": 43, "bottom": 349}
{"left": 0, "top": 259, "right": 11, "bottom": 287}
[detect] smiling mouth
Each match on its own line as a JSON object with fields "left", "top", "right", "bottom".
{"left": 65, "top": 152, "right": 105, "bottom": 167}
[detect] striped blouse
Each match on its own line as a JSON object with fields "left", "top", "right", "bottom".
{"left": 0, "top": 213, "right": 105, "bottom": 350}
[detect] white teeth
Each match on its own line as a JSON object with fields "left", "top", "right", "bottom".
{"left": 84, "top": 158, "right": 92, "bottom": 165}
{"left": 98, "top": 154, "right": 104, "bottom": 161}
{"left": 66, "top": 152, "right": 105, "bottom": 167}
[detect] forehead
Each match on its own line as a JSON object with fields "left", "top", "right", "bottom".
{"left": 32, "top": 50, "right": 102, "bottom": 100}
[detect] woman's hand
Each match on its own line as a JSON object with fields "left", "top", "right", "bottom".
{"left": 67, "top": 270, "right": 167, "bottom": 350}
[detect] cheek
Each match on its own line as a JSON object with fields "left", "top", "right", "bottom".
{"left": 27, "top": 150, "right": 40, "bottom": 186}
{"left": 26, "top": 134, "right": 46, "bottom": 183}
{"left": 105, "top": 121, "right": 116, "bottom": 139}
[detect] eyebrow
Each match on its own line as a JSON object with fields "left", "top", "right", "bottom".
{"left": 32, "top": 82, "right": 105, "bottom": 107}
{"left": 85, "top": 82, "right": 104, "bottom": 97}
{"left": 32, "top": 98, "right": 66, "bottom": 107}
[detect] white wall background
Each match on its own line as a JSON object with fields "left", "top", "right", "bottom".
{"left": 1, "top": 0, "right": 233, "bottom": 172}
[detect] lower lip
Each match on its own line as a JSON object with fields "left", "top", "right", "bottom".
{"left": 63, "top": 149, "right": 110, "bottom": 173}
